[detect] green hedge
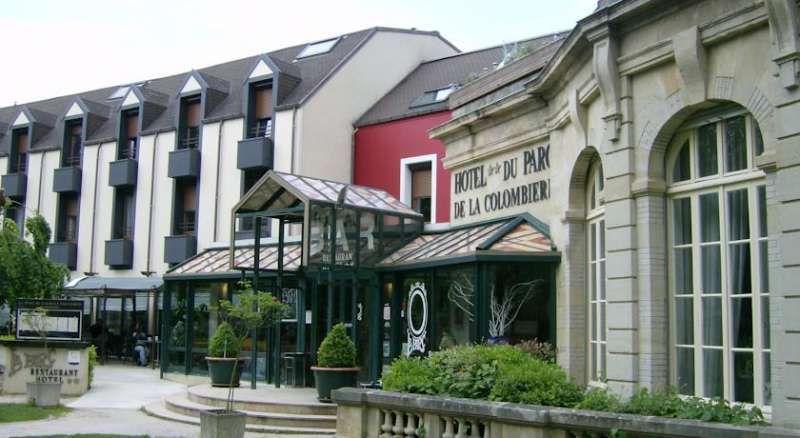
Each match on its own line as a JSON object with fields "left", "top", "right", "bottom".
{"left": 382, "top": 344, "right": 764, "bottom": 425}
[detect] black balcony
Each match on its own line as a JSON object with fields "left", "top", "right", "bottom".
{"left": 164, "top": 234, "right": 197, "bottom": 264}
{"left": 105, "top": 239, "right": 133, "bottom": 268}
{"left": 49, "top": 242, "right": 77, "bottom": 270}
{"left": 237, "top": 136, "right": 273, "bottom": 171}
{"left": 109, "top": 159, "right": 137, "bottom": 188}
{"left": 53, "top": 166, "right": 82, "bottom": 194}
{"left": 1, "top": 173, "right": 27, "bottom": 199}
{"left": 168, "top": 148, "right": 201, "bottom": 179}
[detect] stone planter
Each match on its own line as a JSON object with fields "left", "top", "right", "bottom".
{"left": 200, "top": 409, "right": 246, "bottom": 438}
{"left": 206, "top": 357, "right": 244, "bottom": 387}
{"left": 311, "top": 366, "right": 359, "bottom": 403}
{"left": 26, "top": 382, "right": 62, "bottom": 407}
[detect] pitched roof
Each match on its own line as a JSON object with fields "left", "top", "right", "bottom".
{"left": 0, "top": 27, "right": 453, "bottom": 156}
{"left": 356, "top": 32, "right": 568, "bottom": 127}
{"left": 378, "top": 214, "right": 557, "bottom": 269}
{"left": 235, "top": 170, "right": 422, "bottom": 218}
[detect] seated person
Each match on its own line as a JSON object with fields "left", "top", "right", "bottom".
{"left": 132, "top": 327, "right": 149, "bottom": 366}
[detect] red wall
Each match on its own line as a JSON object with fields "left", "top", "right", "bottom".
{"left": 354, "top": 111, "right": 451, "bottom": 224}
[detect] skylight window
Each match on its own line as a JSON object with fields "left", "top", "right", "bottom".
{"left": 295, "top": 38, "right": 339, "bottom": 59}
{"left": 409, "top": 85, "right": 456, "bottom": 108}
{"left": 108, "top": 86, "right": 130, "bottom": 100}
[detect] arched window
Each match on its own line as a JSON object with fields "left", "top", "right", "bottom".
{"left": 586, "top": 157, "right": 606, "bottom": 384}
{"left": 666, "top": 107, "right": 770, "bottom": 406}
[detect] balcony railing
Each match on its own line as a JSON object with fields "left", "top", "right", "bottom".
{"left": 248, "top": 118, "right": 272, "bottom": 138}
{"left": 176, "top": 218, "right": 196, "bottom": 236}
{"left": 63, "top": 154, "right": 81, "bottom": 167}
{"left": 179, "top": 135, "right": 199, "bottom": 149}
{"left": 13, "top": 153, "right": 28, "bottom": 174}
{"left": 113, "top": 225, "right": 134, "bottom": 241}
{"left": 120, "top": 138, "right": 138, "bottom": 160}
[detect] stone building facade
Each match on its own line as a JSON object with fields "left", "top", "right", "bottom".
{"left": 431, "top": 0, "right": 800, "bottom": 427}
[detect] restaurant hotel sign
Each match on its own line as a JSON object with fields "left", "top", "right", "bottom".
{"left": 452, "top": 143, "right": 551, "bottom": 223}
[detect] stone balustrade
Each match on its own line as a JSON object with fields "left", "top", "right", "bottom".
{"left": 333, "top": 388, "right": 800, "bottom": 438}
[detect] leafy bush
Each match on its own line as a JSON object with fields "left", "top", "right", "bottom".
{"left": 490, "top": 358, "right": 583, "bottom": 407}
{"left": 621, "top": 389, "right": 764, "bottom": 425}
{"left": 576, "top": 387, "right": 622, "bottom": 412}
{"left": 516, "top": 338, "right": 556, "bottom": 363}
{"left": 317, "top": 323, "right": 356, "bottom": 368}
{"left": 87, "top": 345, "right": 97, "bottom": 388}
{"left": 382, "top": 344, "right": 765, "bottom": 426}
{"left": 208, "top": 322, "right": 241, "bottom": 358}
{"left": 382, "top": 357, "right": 438, "bottom": 395}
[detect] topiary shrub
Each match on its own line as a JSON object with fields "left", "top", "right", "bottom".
{"left": 317, "top": 323, "right": 356, "bottom": 368}
{"left": 208, "top": 322, "right": 241, "bottom": 358}
{"left": 87, "top": 345, "right": 98, "bottom": 388}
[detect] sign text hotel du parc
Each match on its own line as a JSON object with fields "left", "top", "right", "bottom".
{"left": 452, "top": 144, "right": 550, "bottom": 220}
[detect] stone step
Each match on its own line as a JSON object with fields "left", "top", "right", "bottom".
{"left": 188, "top": 385, "right": 336, "bottom": 416}
{"left": 142, "top": 399, "right": 335, "bottom": 436}
{"left": 165, "top": 394, "right": 337, "bottom": 430}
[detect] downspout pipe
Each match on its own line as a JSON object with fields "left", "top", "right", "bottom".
{"left": 145, "top": 131, "right": 160, "bottom": 274}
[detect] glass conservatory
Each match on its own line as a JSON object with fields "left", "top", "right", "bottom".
{"left": 162, "top": 171, "right": 560, "bottom": 386}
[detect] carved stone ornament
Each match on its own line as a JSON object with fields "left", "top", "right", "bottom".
{"left": 766, "top": 0, "right": 800, "bottom": 89}
{"left": 592, "top": 36, "right": 622, "bottom": 142}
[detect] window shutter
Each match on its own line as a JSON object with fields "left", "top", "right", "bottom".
{"left": 185, "top": 101, "right": 201, "bottom": 127}
{"left": 411, "top": 168, "right": 432, "bottom": 198}
{"left": 255, "top": 87, "right": 273, "bottom": 119}
{"left": 126, "top": 113, "right": 139, "bottom": 137}
{"left": 183, "top": 183, "right": 197, "bottom": 210}
{"left": 17, "top": 133, "right": 28, "bottom": 153}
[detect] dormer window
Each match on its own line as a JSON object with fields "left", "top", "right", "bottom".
{"left": 10, "top": 128, "right": 28, "bottom": 173}
{"left": 295, "top": 37, "right": 339, "bottom": 59}
{"left": 247, "top": 82, "right": 273, "bottom": 138}
{"left": 409, "top": 85, "right": 456, "bottom": 109}
{"left": 179, "top": 97, "right": 201, "bottom": 149}
{"left": 63, "top": 120, "right": 82, "bottom": 167}
{"left": 120, "top": 110, "right": 139, "bottom": 160}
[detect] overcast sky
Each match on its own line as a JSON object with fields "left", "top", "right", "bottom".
{"left": 0, "top": 0, "right": 597, "bottom": 107}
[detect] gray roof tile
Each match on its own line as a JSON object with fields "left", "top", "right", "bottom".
{"left": 0, "top": 27, "right": 450, "bottom": 155}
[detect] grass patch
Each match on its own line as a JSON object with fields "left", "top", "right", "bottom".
{"left": 20, "top": 435, "right": 148, "bottom": 438}
{"left": 0, "top": 403, "right": 71, "bottom": 423}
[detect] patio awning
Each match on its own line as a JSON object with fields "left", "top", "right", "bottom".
{"left": 378, "top": 214, "right": 559, "bottom": 270}
{"left": 234, "top": 170, "right": 422, "bottom": 218}
{"left": 62, "top": 276, "right": 163, "bottom": 296}
{"left": 166, "top": 243, "right": 302, "bottom": 279}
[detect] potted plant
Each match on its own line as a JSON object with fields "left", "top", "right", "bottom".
{"left": 22, "top": 307, "right": 62, "bottom": 407}
{"left": 311, "top": 323, "right": 359, "bottom": 402}
{"left": 206, "top": 322, "right": 244, "bottom": 387}
{"left": 200, "top": 282, "right": 289, "bottom": 438}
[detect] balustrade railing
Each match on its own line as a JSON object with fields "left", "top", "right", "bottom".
{"left": 333, "top": 389, "right": 798, "bottom": 438}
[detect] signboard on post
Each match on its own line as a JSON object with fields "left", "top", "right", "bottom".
{"left": 16, "top": 299, "right": 84, "bottom": 341}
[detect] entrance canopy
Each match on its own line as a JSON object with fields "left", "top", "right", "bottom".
{"left": 378, "top": 214, "right": 559, "bottom": 271}
{"left": 63, "top": 275, "right": 163, "bottom": 297}
{"left": 231, "top": 171, "right": 424, "bottom": 270}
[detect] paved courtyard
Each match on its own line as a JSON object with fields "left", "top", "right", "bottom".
{"left": 0, "top": 364, "right": 283, "bottom": 437}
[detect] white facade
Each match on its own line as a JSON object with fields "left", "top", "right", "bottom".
{"left": 0, "top": 28, "right": 457, "bottom": 279}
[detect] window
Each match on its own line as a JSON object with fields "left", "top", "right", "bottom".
{"left": 409, "top": 85, "right": 456, "bottom": 108}
{"left": 179, "top": 98, "right": 201, "bottom": 149}
{"left": 112, "top": 189, "right": 136, "bottom": 239}
{"left": 237, "top": 169, "right": 270, "bottom": 237}
{"left": 57, "top": 195, "right": 79, "bottom": 242}
{"left": 248, "top": 84, "right": 273, "bottom": 138}
{"left": 120, "top": 110, "right": 139, "bottom": 160}
{"left": 585, "top": 158, "right": 606, "bottom": 384}
{"left": 410, "top": 164, "right": 432, "bottom": 223}
{"left": 63, "top": 121, "right": 82, "bottom": 167}
{"left": 108, "top": 86, "right": 130, "bottom": 100}
{"left": 10, "top": 129, "right": 28, "bottom": 173}
{"left": 295, "top": 38, "right": 339, "bottom": 59}
{"left": 667, "top": 109, "right": 769, "bottom": 406}
{"left": 173, "top": 180, "right": 197, "bottom": 236}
